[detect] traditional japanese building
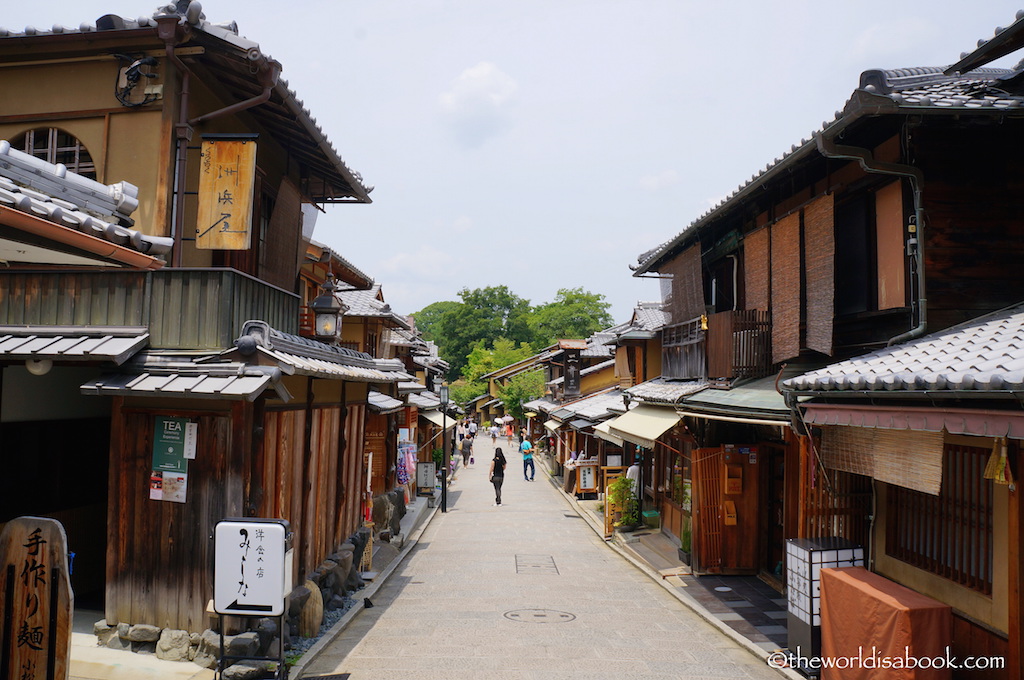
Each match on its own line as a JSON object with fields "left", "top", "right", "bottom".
{"left": 0, "top": 2, "right": 394, "bottom": 641}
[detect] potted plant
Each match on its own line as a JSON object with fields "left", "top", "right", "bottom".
{"left": 678, "top": 518, "right": 692, "bottom": 565}
{"left": 608, "top": 476, "right": 641, "bottom": 531}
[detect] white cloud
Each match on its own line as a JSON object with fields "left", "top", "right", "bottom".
{"left": 439, "top": 61, "right": 518, "bottom": 148}
{"left": 451, "top": 215, "right": 474, "bottom": 234}
{"left": 638, "top": 169, "right": 680, "bottom": 192}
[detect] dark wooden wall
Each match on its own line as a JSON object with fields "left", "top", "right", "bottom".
{"left": 916, "top": 123, "right": 1024, "bottom": 332}
{"left": 106, "top": 405, "right": 237, "bottom": 631}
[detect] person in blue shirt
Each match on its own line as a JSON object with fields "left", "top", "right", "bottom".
{"left": 521, "top": 438, "right": 535, "bottom": 481}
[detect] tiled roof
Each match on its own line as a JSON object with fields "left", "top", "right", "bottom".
{"left": 557, "top": 388, "right": 629, "bottom": 422}
{"left": 783, "top": 303, "right": 1024, "bottom": 394}
{"left": 632, "top": 9, "right": 1024, "bottom": 277}
{"left": 367, "top": 390, "right": 404, "bottom": 413}
{"left": 337, "top": 285, "right": 411, "bottom": 330}
{"left": 0, "top": 3, "right": 371, "bottom": 203}
{"left": 627, "top": 378, "right": 707, "bottom": 404}
{"left": 0, "top": 142, "right": 172, "bottom": 264}
{"left": 0, "top": 325, "right": 148, "bottom": 365}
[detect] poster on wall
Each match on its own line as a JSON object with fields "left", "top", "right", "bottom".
{"left": 150, "top": 416, "right": 192, "bottom": 503}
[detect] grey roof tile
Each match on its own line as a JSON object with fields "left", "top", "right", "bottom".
{"left": 784, "top": 302, "right": 1024, "bottom": 394}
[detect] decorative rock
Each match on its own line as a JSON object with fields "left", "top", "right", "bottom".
{"left": 227, "top": 631, "right": 260, "bottom": 658}
{"left": 93, "top": 620, "right": 117, "bottom": 646}
{"left": 298, "top": 579, "right": 324, "bottom": 638}
{"left": 222, "top": 660, "right": 270, "bottom": 680}
{"left": 254, "top": 618, "right": 278, "bottom": 653}
{"left": 116, "top": 622, "right": 130, "bottom": 639}
{"left": 127, "top": 623, "right": 161, "bottom": 642}
{"left": 326, "top": 594, "right": 347, "bottom": 611}
{"left": 192, "top": 629, "right": 221, "bottom": 669}
{"left": 105, "top": 634, "right": 132, "bottom": 651}
{"left": 287, "top": 585, "right": 311, "bottom": 618}
{"left": 132, "top": 641, "right": 157, "bottom": 655}
{"left": 156, "top": 629, "right": 192, "bottom": 662}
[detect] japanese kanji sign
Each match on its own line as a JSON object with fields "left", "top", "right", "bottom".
{"left": 213, "top": 519, "right": 292, "bottom": 617}
{"left": 196, "top": 139, "right": 257, "bottom": 250}
{"left": 0, "top": 517, "right": 72, "bottom": 680}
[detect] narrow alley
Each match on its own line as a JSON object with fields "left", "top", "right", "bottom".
{"left": 302, "top": 438, "right": 783, "bottom": 680}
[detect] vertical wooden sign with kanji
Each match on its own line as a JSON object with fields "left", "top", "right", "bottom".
{"left": 195, "top": 139, "right": 257, "bottom": 250}
{"left": 0, "top": 517, "right": 73, "bottom": 680}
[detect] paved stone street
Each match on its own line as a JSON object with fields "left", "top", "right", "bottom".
{"left": 304, "top": 438, "right": 781, "bottom": 680}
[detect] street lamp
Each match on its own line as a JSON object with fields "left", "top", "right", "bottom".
{"left": 440, "top": 383, "right": 450, "bottom": 513}
{"left": 309, "top": 274, "right": 347, "bottom": 341}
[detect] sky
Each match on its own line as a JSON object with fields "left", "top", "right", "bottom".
{"left": 4, "top": 1, "right": 1023, "bottom": 322}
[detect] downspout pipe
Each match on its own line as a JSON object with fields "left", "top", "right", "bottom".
{"left": 814, "top": 131, "right": 927, "bottom": 346}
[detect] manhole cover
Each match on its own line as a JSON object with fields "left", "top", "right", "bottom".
{"left": 504, "top": 608, "right": 576, "bottom": 623}
{"left": 516, "top": 554, "right": 559, "bottom": 575}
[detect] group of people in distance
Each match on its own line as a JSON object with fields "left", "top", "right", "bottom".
{"left": 457, "top": 418, "right": 535, "bottom": 507}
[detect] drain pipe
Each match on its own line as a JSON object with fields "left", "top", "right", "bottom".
{"left": 814, "top": 130, "right": 927, "bottom": 346}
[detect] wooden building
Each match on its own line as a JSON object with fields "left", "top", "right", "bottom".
{"left": 630, "top": 13, "right": 1024, "bottom": 677}
{"left": 0, "top": 3, "right": 389, "bottom": 634}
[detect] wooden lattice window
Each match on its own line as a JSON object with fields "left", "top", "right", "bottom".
{"left": 13, "top": 128, "right": 96, "bottom": 179}
{"left": 885, "top": 443, "right": 994, "bottom": 595}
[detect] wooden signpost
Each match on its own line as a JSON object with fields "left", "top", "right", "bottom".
{"left": 0, "top": 517, "right": 73, "bottom": 680}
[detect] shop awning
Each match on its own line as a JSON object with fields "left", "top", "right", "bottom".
{"left": 801, "top": 403, "right": 1024, "bottom": 440}
{"left": 569, "top": 418, "right": 595, "bottom": 430}
{"left": 594, "top": 421, "right": 623, "bottom": 447}
{"left": 0, "top": 325, "right": 149, "bottom": 365}
{"left": 421, "top": 410, "right": 455, "bottom": 429}
{"left": 677, "top": 375, "right": 789, "bottom": 424}
{"left": 407, "top": 392, "right": 440, "bottom": 409}
{"left": 543, "top": 419, "right": 561, "bottom": 431}
{"left": 368, "top": 390, "right": 404, "bottom": 414}
{"left": 607, "top": 404, "right": 680, "bottom": 449}
{"left": 81, "top": 368, "right": 274, "bottom": 401}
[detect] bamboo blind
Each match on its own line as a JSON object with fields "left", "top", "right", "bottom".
{"left": 820, "top": 425, "right": 944, "bottom": 495}
{"left": 804, "top": 194, "right": 835, "bottom": 356}
{"left": 771, "top": 213, "right": 801, "bottom": 363}
{"left": 744, "top": 227, "right": 770, "bottom": 312}
{"left": 663, "top": 242, "right": 705, "bottom": 324}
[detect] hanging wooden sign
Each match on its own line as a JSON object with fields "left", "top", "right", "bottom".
{"left": 0, "top": 517, "right": 73, "bottom": 680}
{"left": 196, "top": 138, "right": 257, "bottom": 250}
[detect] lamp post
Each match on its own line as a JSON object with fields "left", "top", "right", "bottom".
{"left": 309, "top": 274, "right": 347, "bottom": 342}
{"left": 440, "top": 383, "right": 449, "bottom": 513}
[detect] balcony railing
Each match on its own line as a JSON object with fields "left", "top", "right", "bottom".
{"left": 707, "top": 310, "right": 771, "bottom": 380}
{"left": 662, "top": 310, "right": 771, "bottom": 381}
{"left": 662, "top": 317, "right": 706, "bottom": 380}
{"left": 0, "top": 268, "right": 299, "bottom": 350}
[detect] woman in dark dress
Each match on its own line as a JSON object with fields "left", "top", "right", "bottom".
{"left": 489, "top": 448, "right": 507, "bottom": 506}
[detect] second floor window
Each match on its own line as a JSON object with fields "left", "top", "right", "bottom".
{"left": 13, "top": 127, "right": 96, "bottom": 179}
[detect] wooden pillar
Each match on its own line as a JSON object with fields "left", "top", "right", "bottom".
{"left": 1008, "top": 442, "right": 1023, "bottom": 680}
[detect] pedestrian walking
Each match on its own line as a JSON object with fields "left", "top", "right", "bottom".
{"left": 489, "top": 448, "right": 507, "bottom": 506}
{"left": 490, "top": 424, "right": 498, "bottom": 444}
{"left": 461, "top": 434, "right": 473, "bottom": 466}
{"left": 521, "top": 437, "right": 535, "bottom": 481}
{"left": 468, "top": 420, "right": 478, "bottom": 437}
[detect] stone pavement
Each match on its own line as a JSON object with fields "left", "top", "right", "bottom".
{"left": 301, "top": 438, "right": 789, "bottom": 680}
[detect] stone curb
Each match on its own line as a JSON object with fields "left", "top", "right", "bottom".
{"left": 289, "top": 493, "right": 441, "bottom": 679}
{"left": 541, "top": 458, "right": 803, "bottom": 680}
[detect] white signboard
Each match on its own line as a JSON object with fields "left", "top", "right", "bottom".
{"left": 214, "top": 519, "right": 291, "bottom": 616}
{"left": 416, "top": 462, "right": 436, "bottom": 495}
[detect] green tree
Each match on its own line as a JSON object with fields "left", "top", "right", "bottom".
{"left": 528, "top": 287, "right": 614, "bottom": 347}
{"left": 463, "top": 337, "right": 536, "bottom": 383}
{"left": 498, "top": 369, "right": 546, "bottom": 420}
{"left": 448, "top": 378, "right": 486, "bottom": 409}
{"left": 433, "top": 286, "right": 533, "bottom": 378}
{"left": 410, "top": 300, "right": 460, "bottom": 341}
